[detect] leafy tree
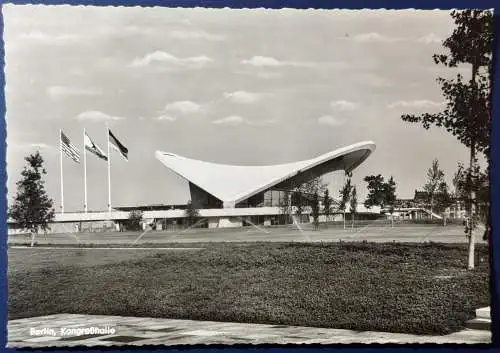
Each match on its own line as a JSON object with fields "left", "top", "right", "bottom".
{"left": 423, "top": 159, "right": 446, "bottom": 214}
{"left": 401, "top": 10, "right": 492, "bottom": 269}
{"left": 126, "top": 210, "right": 143, "bottom": 231}
{"left": 339, "top": 176, "right": 353, "bottom": 229}
{"left": 9, "top": 151, "right": 55, "bottom": 247}
{"left": 323, "top": 189, "right": 332, "bottom": 226}
{"left": 311, "top": 191, "right": 320, "bottom": 230}
{"left": 292, "top": 189, "right": 304, "bottom": 223}
{"left": 435, "top": 181, "right": 453, "bottom": 225}
{"left": 300, "top": 175, "right": 328, "bottom": 196}
{"left": 350, "top": 186, "right": 358, "bottom": 229}
{"left": 453, "top": 162, "right": 489, "bottom": 223}
{"left": 385, "top": 176, "right": 397, "bottom": 227}
{"left": 278, "top": 190, "right": 292, "bottom": 224}
{"left": 184, "top": 200, "right": 200, "bottom": 227}
{"left": 364, "top": 174, "right": 397, "bottom": 211}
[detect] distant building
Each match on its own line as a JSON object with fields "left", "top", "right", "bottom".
{"left": 392, "top": 190, "right": 466, "bottom": 220}
{"left": 9, "top": 141, "right": 380, "bottom": 234}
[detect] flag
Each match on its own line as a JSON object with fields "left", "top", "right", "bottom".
{"left": 60, "top": 131, "right": 80, "bottom": 163}
{"left": 108, "top": 129, "right": 128, "bottom": 161}
{"left": 84, "top": 132, "right": 108, "bottom": 161}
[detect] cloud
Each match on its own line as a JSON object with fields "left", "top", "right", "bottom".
{"left": 223, "top": 91, "right": 266, "bottom": 104}
{"left": 30, "top": 143, "right": 53, "bottom": 150}
{"left": 387, "top": 100, "right": 445, "bottom": 109}
{"left": 163, "top": 101, "right": 202, "bottom": 114}
{"left": 351, "top": 32, "right": 402, "bottom": 42}
{"left": 170, "top": 29, "right": 225, "bottom": 41}
{"left": 212, "top": 116, "right": 277, "bottom": 126}
{"left": 418, "top": 33, "right": 442, "bottom": 44}
{"left": 9, "top": 142, "right": 55, "bottom": 152}
{"left": 241, "top": 56, "right": 313, "bottom": 68}
{"left": 130, "top": 51, "right": 213, "bottom": 69}
{"left": 317, "top": 115, "right": 346, "bottom": 127}
{"left": 242, "top": 56, "right": 283, "bottom": 67}
{"left": 248, "top": 119, "right": 278, "bottom": 126}
{"left": 76, "top": 110, "right": 124, "bottom": 122}
{"left": 213, "top": 116, "right": 245, "bottom": 125}
{"left": 154, "top": 115, "right": 177, "bottom": 122}
{"left": 18, "top": 31, "right": 81, "bottom": 43}
{"left": 330, "top": 100, "right": 358, "bottom": 111}
{"left": 47, "top": 86, "right": 102, "bottom": 100}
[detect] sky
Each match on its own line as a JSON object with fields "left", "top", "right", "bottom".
{"left": 3, "top": 5, "right": 487, "bottom": 212}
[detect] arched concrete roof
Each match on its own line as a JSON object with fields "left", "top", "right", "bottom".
{"left": 156, "top": 141, "right": 375, "bottom": 206}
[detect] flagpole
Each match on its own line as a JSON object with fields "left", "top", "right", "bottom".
{"left": 83, "top": 128, "right": 88, "bottom": 213}
{"left": 107, "top": 126, "right": 112, "bottom": 214}
{"left": 59, "top": 129, "right": 64, "bottom": 214}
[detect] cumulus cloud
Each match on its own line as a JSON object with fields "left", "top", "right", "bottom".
{"left": 213, "top": 116, "right": 245, "bottom": 125}
{"left": 30, "top": 143, "right": 53, "bottom": 150}
{"left": 317, "top": 115, "right": 345, "bottom": 127}
{"left": 76, "top": 110, "right": 124, "bottom": 122}
{"left": 223, "top": 91, "right": 266, "bottom": 104}
{"left": 154, "top": 115, "right": 177, "bottom": 122}
{"left": 130, "top": 51, "right": 213, "bottom": 69}
{"left": 418, "top": 33, "right": 442, "bottom": 44}
{"left": 47, "top": 86, "right": 102, "bottom": 100}
{"left": 163, "top": 101, "right": 202, "bottom": 114}
{"left": 18, "top": 31, "right": 81, "bottom": 43}
{"left": 241, "top": 56, "right": 313, "bottom": 68}
{"left": 387, "top": 100, "right": 444, "bottom": 109}
{"left": 170, "top": 29, "right": 225, "bottom": 41}
{"left": 330, "top": 100, "right": 358, "bottom": 111}
{"left": 351, "top": 32, "right": 402, "bottom": 42}
{"left": 213, "top": 116, "right": 277, "bottom": 126}
{"left": 9, "top": 142, "right": 55, "bottom": 152}
{"left": 242, "top": 56, "right": 283, "bottom": 67}
{"left": 248, "top": 119, "right": 278, "bottom": 126}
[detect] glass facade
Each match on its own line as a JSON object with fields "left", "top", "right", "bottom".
{"left": 262, "top": 190, "right": 290, "bottom": 207}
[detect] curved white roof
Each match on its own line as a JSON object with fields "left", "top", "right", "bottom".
{"left": 156, "top": 141, "right": 375, "bottom": 206}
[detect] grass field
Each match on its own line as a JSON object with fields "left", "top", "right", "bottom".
{"left": 8, "top": 241, "right": 490, "bottom": 335}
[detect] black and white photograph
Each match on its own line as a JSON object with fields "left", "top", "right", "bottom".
{"left": 4, "top": 5, "right": 493, "bottom": 347}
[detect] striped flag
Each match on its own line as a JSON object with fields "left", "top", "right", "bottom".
{"left": 108, "top": 129, "right": 128, "bottom": 161}
{"left": 84, "top": 132, "right": 107, "bottom": 161}
{"left": 60, "top": 131, "right": 80, "bottom": 163}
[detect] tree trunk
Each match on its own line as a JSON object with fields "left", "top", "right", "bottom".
{"left": 467, "top": 62, "right": 479, "bottom": 270}
{"left": 343, "top": 211, "right": 346, "bottom": 229}
{"left": 30, "top": 231, "right": 36, "bottom": 247}
{"left": 468, "top": 141, "right": 476, "bottom": 270}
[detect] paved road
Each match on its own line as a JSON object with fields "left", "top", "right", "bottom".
{"left": 8, "top": 224, "right": 486, "bottom": 246}
{"left": 8, "top": 313, "right": 491, "bottom": 347}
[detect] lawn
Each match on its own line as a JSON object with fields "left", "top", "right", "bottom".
{"left": 8, "top": 242, "right": 490, "bottom": 335}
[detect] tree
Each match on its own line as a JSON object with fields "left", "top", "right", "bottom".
{"left": 300, "top": 175, "right": 328, "bottom": 196}
{"left": 125, "top": 210, "right": 143, "bottom": 231}
{"left": 279, "top": 190, "right": 292, "bottom": 224}
{"left": 323, "top": 189, "right": 332, "bottom": 226}
{"left": 385, "top": 176, "right": 397, "bottom": 227}
{"left": 292, "top": 189, "right": 304, "bottom": 223}
{"left": 9, "top": 151, "right": 55, "bottom": 247}
{"left": 364, "top": 174, "right": 397, "bottom": 210}
{"left": 339, "top": 176, "right": 353, "bottom": 229}
{"left": 184, "top": 200, "right": 200, "bottom": 227}
{"left": 311, "top": 191, "right": 320, "bottom": 230}
{"left": 350, "top": 186, "right": 358, "bottom": 229}
{"left": 423, "top": 159, "right": 445, "bottom": 214}
{"left": 435, "top": 181, "right": 453, "bottom": 225}
{"left": 401, "top": 10, "right": 492, "bottom": 269}
{"left": 453, "top": 162, "right": 489, "bottom": 223}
